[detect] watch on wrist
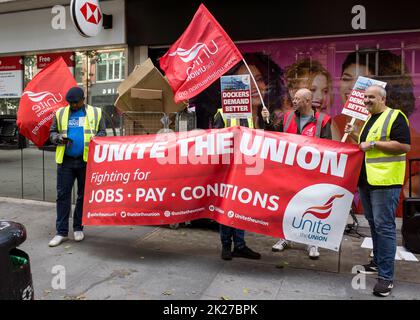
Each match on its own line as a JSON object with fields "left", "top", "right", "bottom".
{"left": 370, "top": 141, "right": 376, "bottom": 149}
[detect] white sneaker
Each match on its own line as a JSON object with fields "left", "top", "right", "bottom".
{"left": 370, "top": 250, "right": 374, "bottom": 258}
{"left": 308, "top": 245, "right": 320, "bottom": 259}
{"left": 49, "top": 235, "right": 68, "bottom": 247}
{"left": 272, "top": 239, "right": 289, "bottom": 252}
{"left": 74, "top": 231, "right": 84, "bottom": 242}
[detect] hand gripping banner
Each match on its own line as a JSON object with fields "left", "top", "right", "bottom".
{"left": 83, "top": 127, "right": 363, "bottom": 251}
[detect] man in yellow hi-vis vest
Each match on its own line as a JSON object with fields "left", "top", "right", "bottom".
{"left": 213, "top": 108, "right": 261, "bottom": 261}
{"left": 48, "top": 87, "right": 106, "bottom": 247}
{"left": 345, "top": 85, "right": 411, "bottom": 297}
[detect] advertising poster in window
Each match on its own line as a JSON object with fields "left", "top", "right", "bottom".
{"left": 0, "top": 56, "right": 23, "bottom": 98}
{"left": 188, "top": 31, "right": 420, "bottom": 216}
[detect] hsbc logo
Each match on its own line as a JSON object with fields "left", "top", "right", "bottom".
{"left": 80, "top": 2, "right": 102, "bottom": 25}
{"left": 70, "top": 0, "right": 103, "bottom": 37}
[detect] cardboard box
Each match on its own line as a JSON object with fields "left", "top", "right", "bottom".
{"left": 115, "top": 58, "right": 185, "bottom": 114}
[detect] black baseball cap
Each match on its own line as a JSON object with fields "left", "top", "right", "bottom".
{"left": 66, "top": 87, "right": 85, "bottom": 103}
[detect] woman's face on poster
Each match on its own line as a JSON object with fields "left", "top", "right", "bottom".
{"left": 340, "top": 63, "right": 374, "bottom": 104}
{"left": 236, "top": 64, "right": 267, "bottom": 108}
{"left": 288, "top": 73, "right": 331, "bottom": 114}
{"left": 310, "top": 74, "right": 330, "bottom": 113}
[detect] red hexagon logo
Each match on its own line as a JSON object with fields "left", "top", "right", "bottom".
{"left": 80, "top": 2, "right": 102, "bottom": 25}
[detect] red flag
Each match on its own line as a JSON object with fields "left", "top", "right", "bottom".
{"left": 159, "top": 4, "right": 243, "bottom": 103}
{"left": 17, "top": 57, "right": 77, "bottom": 147}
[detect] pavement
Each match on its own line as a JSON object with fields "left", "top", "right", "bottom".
{"left": 1, "top": 196, "right": 420, "bottom": 300}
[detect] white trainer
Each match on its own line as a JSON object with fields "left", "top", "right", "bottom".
{"left": 272, "top": 239, "right": 289, "bottom": 252}
{"left": 49, "top": 235, "right": 68, "bottom": 247}
{"left": 308, "top": 245, "right": 320, "bottom": 259}
{"left": 370, "top": 250, "right": 374, "bottom": 258}
{"left": 74, "top": 231, "right": 85, "bottom": 242}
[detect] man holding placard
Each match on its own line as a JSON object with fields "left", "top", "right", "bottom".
{"left": 213, "top": 73, "right": 261, "bottom": 261}
{"left": 262, "top": 88, "right": 332, "bottom": 259}
{"left": 345, "top": 85, "right": 410, "bottom": 297}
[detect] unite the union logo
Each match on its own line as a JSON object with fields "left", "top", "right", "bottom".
{"left": 282, "top": 184, "right": 353, "bottom": 251}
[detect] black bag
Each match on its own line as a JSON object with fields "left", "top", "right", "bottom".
{"left": 401, "top": 158, "right": 420, "bottom": 254}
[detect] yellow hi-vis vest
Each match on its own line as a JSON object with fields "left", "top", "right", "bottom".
{"left": 215, "top": 108, "right": 254, "bottom": 128}
{"left": 55, "top": 105, "right": 102, "bottom": 164}
{"left": 359, "top": 107, "right": 409, "bottom": 186}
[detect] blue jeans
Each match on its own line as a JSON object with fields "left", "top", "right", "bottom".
{"left": 220, "top": 224, "right": 245, "bottom": 249}
{"left": 359, "top": 185, "right": 401, "bottom": 281}
{"left": 56, "top": 157, "right": 87, "bottom": 236}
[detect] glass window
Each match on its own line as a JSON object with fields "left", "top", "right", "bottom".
{"left": 96, "top": 51, "right": 126, "bottom": 82}
{"left": 74, "top": 53, "right": 84, "bottom": 84}
{"left": 97, "top": 58, "right": 107, "bottom": 81}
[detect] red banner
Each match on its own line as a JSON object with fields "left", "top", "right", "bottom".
{"left": 159, "top": 4, "right": 243, "bottom": 103}
{"left": 16, "top": 57, "right": 78, "bottom": 147}
{"left": 83, "top": 127, "right": 363, "bottom": 251}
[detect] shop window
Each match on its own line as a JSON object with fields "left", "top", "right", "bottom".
{"left": 96, "top": 51, "right": 125, "bottom": 82}
{"left": 75, "top": 53, "right": 84, "bottom": 84}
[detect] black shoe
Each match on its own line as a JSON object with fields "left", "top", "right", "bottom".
{"left": 232, "top": 246, "right": 261, "bottom": 260}
{"left": 373, "top": 279, "right": 394, "bottom": 297}
{"left": 357, "top": 261, "right": 378, "bottom": 275}
{"left": 221, "top": 246, "right": 232, "bottom": 260}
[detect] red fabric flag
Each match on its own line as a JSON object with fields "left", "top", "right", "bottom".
{"left": 17, "top": 57, "right": 77, "bottom": 147}
{"left": 159, "top": 4, "right": 243, "bottom": 103}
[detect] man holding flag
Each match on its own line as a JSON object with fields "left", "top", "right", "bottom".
{"left": 48, "top": 87, "right": 106, "bottom": 247}
{"left": 159, "top": 3, "right": 266, "bottom": 260}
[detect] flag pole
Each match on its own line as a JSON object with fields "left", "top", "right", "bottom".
{"left": 341, "top": 117, "right": 356, "bottom": 142}
{"left": 242, "top": 58, "right": 269, "bottom": 124}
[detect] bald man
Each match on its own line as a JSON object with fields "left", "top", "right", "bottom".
{"left": 262, "top": 88, "right": 332, "bottom": 259}
{"left": 345, "top": 85, "right": 410, "bottom": 297}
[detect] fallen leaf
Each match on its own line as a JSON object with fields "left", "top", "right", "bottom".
{"left": 220, "top": 296, "right": 230, "bottom": 300}
{"left": 243, "top": 288, "right": 249, "bottom": 294}
{"left": 275, "top": 264, "right": 284, "bottom": 269}
{"left": 76, "top": 294, "right": 86, "bottom": 300}
{"left": 64, "top": 245, "right": 71, "bottom": 249}
{"left": 44, "top": 289, "right": 51, "bottom": 294}
{"left": 162, "top": 290, "right": 172, "bottom": 295}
